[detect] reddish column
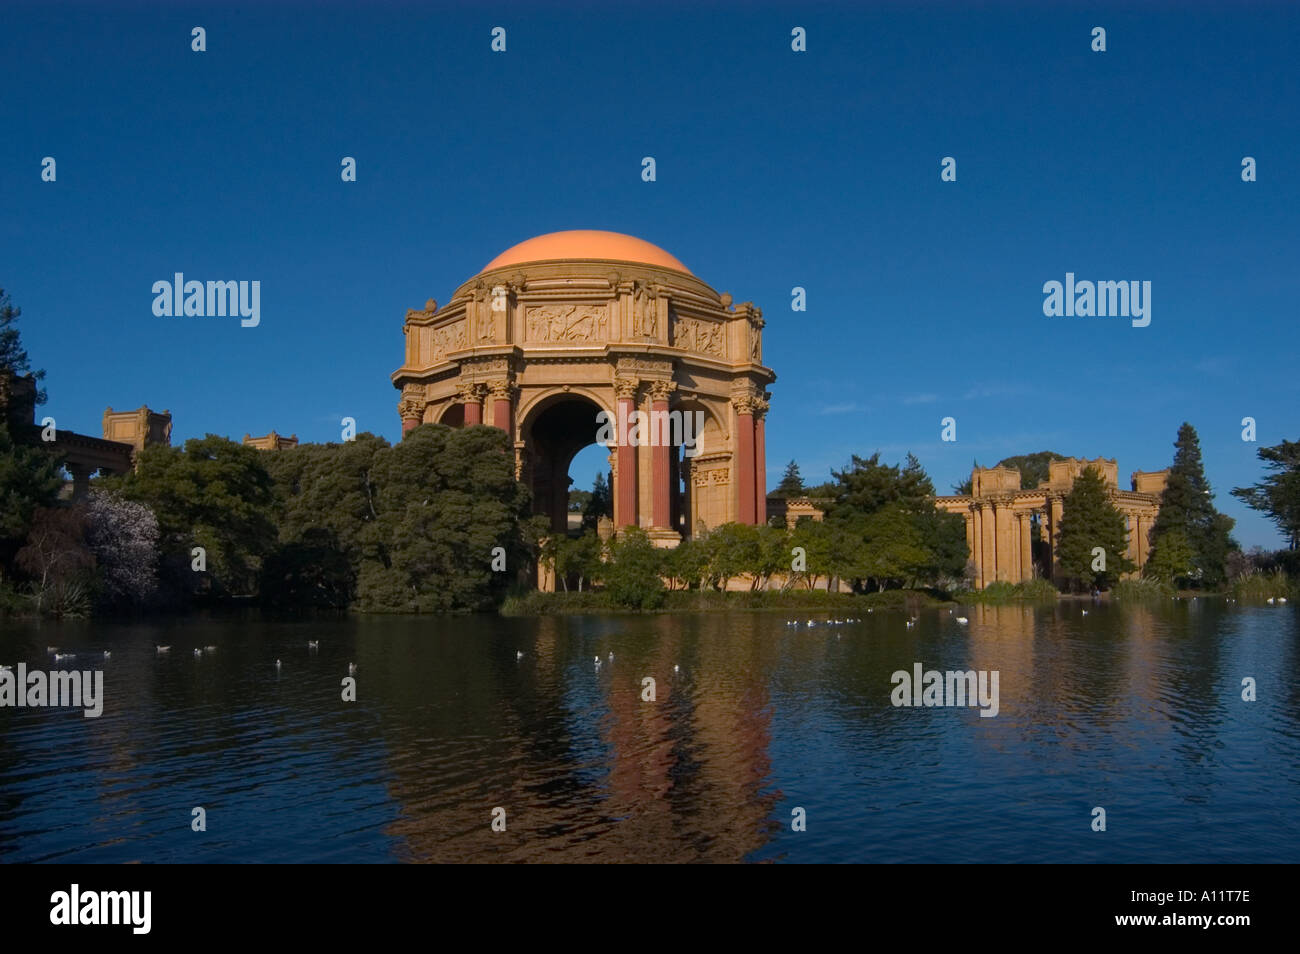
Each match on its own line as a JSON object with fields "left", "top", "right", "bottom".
{"left": 651, "top": 394, "right": 670, "bottom": 528}
{"left": 463, "top": 393, "right": 482, "bottom": 426}
{"left": 402, "top": 417, "right": 419, "bottom": 437}
{"left": 616, "top": 391, "right": 638, "bottom": 527}
{"left": 736, "top": 405, "right": 756, "bottom": 524}
{"left": 754, "top": 414, "right": 767, "bottom": 524}
{"left": 493, "top": 395, "right": 511, "bottom": 432}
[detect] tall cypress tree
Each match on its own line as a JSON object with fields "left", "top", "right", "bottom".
{"left": 1148, "top": 422, "right": 1236, "bottom": 587}
{"left": 1056, "top": 466, "right": 1135, "bottom": 590}
{"left": 773, "top": 460, "right": 805, "bottom": 497}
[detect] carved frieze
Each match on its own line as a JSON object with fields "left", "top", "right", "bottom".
{"left": 526, "top": 303, "right": 610, "bottom": 343}
{"left": 672, "top": 315, "right": 725, "bottom": 357}
{"left": 426, "top": 321, "right": 467, "bottom": 364}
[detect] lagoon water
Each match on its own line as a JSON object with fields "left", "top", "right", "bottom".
{"left": 1, "top": 601, "right": 1297, "bottom": 863}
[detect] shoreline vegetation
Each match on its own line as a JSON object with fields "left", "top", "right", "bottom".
{"left": 2, "top": 287, "right": 1298, "bottom": 623}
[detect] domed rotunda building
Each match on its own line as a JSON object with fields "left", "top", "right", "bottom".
{"left": 391, "top": 230, "right": 775, "bottom": 544}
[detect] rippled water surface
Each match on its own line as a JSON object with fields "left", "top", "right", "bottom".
{"left": 1, "top": 600, "right": 1297, "bottom": 862}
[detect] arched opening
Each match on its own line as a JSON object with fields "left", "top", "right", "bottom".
{"left": 520, "top": 393, "right": 610, "bottom": 533}
{"left": 437, "top": 403, "right": 464, "bottom": 427}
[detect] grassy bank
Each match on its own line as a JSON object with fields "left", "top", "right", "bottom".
{"left": 953, "top": 579, "right": 1058, "bottom": 604}
{"left": 501, "top": 588, "right": 953, "bottom": 616}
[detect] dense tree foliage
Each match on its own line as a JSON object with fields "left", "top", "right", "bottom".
{"left": 772, "top": 460, "right": 805, "bottom": 497}
{"left": 1232, "top": 438, "right": 1300, "bottom": 550}
{"left": 265, "top": 424, "right": 531, "bottom": 612}
{"left": 115, "top": 435, "right": 278, "bottom": 598}
{"left": 1147, "top": 423, "right": 1236, "bottom": 587}
{"left": 1055, "top": 466, "right": 1135, "bottom": 590}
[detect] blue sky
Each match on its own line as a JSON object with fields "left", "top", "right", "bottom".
{"left": 2, "top": 1, "right": 1297, "bottom": 547}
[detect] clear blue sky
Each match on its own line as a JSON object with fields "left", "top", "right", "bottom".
{"left": 3, "top": 1, "right": 1297, "bottom": 547}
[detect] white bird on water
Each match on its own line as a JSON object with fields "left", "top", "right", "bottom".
{"left": 956, "top": 617, "right": 969, "bottom": 625}
{"left": 156, "top": 645, "right": 171, "bottom": 654}
{"left": 194, "top": 648, "right": 203, "bottom": 658}
{"left": 516, "top": 650, "right": 524, "bottom": 660}
{"left": 54, "top": 652, "right": 73, "bottom": 662}
{"left": 1082, "top": 610, "right": 1089, "bottom": 616}
{"left": 102, "top": 650, "right": 112, "bottom": 659}
{"left": 594, "top": 656, "right": 601, "bottom": 668}
{"left": 1267, "top": 597, "right": 1276, "bottom": 604}
{"left": 308, "top": 640, "right": 319, "bottom": 650}
{"left": 275, "top": 659, "right": 282, "bottom": 671}
{"left": 204, "top": 646, "right": 217, "bottom": 653}
{"left": 348, "top": 662, "right": 357, "bottom": 675}
{"left": 0, "top": 664, "right": 10, "bottom": 671}
{"left": 46, "top": 646, "right": 58, "bottom": 654}
{"left": 673, "top": 664, "right": 679, "bottom": 673}
{"left": 906, "top": 619, "right": 915, "bottom": 629}
{"left": 608, "top": 652, "right": 614, "bottom": 662}
{"left": 1280, "top": 597, "right": 1289, "bottom": 604}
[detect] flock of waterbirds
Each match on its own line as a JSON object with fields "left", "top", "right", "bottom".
{"left": 0, "top": 642, "right": 358, "bottom": 678}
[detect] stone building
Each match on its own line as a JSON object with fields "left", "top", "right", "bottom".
{"left": 391, "top": 230, "right": 776, "bottom": 544}
{"left": 936, "top": 458, "right": 1167, "bottom": 588}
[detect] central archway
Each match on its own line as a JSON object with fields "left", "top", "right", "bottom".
{"left": 520, "top": 392, "right": 610, "bottom": 532}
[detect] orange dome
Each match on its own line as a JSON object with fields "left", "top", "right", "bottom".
{"left": 481, "top": 230, "right": 692, "bottom": 275}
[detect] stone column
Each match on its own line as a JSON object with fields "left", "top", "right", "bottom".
{"left": 460, "top": 383, "right": 484, "bottom": 426}
{"left": 1136, "top": 513, "right": 1149, "bottom": 568}
{"left": 1019, "top": 512, "right": 1033, "bottom": 581}
{"left": 615, "top": 378, "right": 639, "bottom": 528}
{"left": 980, "top": 502, "right": 997, "bottom": 587}
{"left": 754, "top": 398, "right": 769, "bottom": 525}
{"left": 994, "top": 501, "right": 1013, "bottom": 582}
{"left": 488, "top": 380, "right": 513, "bottom": 433}
{"left": 66, "top": 462, "right": 91, "bottom": 501}
{"left": 734, "top": 396, "right": 757, "bottom": 525}
{"left": 1049, "top": 495, "right": 1065, "bottom": 580}
{"left": 649, "top": 381, "right": 676, "bottom": 529}
{"left": 971, "top": 504, "right": 984, "bottom": 589}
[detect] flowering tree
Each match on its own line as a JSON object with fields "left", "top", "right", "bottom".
{"left": 86, "top": 490, "right": 159, "bottom": 606}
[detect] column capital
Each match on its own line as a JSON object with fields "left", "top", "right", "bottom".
{"left": 486, "top": 378, "right": 515, "bottom": 401}
{"left": 731, "top": 394, "right": 759, "bottom": 415}
{"left": 614, "top": 377, "right": 640, "bottom": 399}
{"left": 648, "top": 380, "right": 677, "bottom": 402}
{"left": 457, "top": 382, "right": 486, "bottom": 402}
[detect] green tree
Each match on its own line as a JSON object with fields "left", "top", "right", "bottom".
{"left": 1144, "top": 528, "right": 1197, "bottom": 587}
{"left": 115, "top": 434, "right": 278, "bottom": 598}
{"left": 664, "top": 537, "right": 708, "bottom": 590}
{"left": 355, "top": 424, "right": 530, "bottom": 612}
{"left": 582, "top": 472, "right": 612, "bottom": 530}
{"left": 790, "top": 517, "right": 833, "bottom": 590}
{"left": 1148, "top": 423, "right": 1236, "bottom": 587}
{"left": 704, "top": 522, "right": 760, "bottom": 590}
{"left": 773, "top": 460, "right": 805, "bottom": 497}
{"left": 603, "top": 526, "right": 664, "bottom": 609}
{"left": 1232, "top": 438, "right": 1300, "bottom": 550}
{"left": 1055, "top": 466, "right": 1135, "bottom": 590}
{"left": 0, "top": 423, "right": 63, "bottom": 576}
{"left": 0, "top": 288, "right": 46, "bottom": 404}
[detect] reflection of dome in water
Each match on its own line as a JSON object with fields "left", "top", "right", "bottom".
{"left": 481, "top": 230, "right": 692, "bottom": 275}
